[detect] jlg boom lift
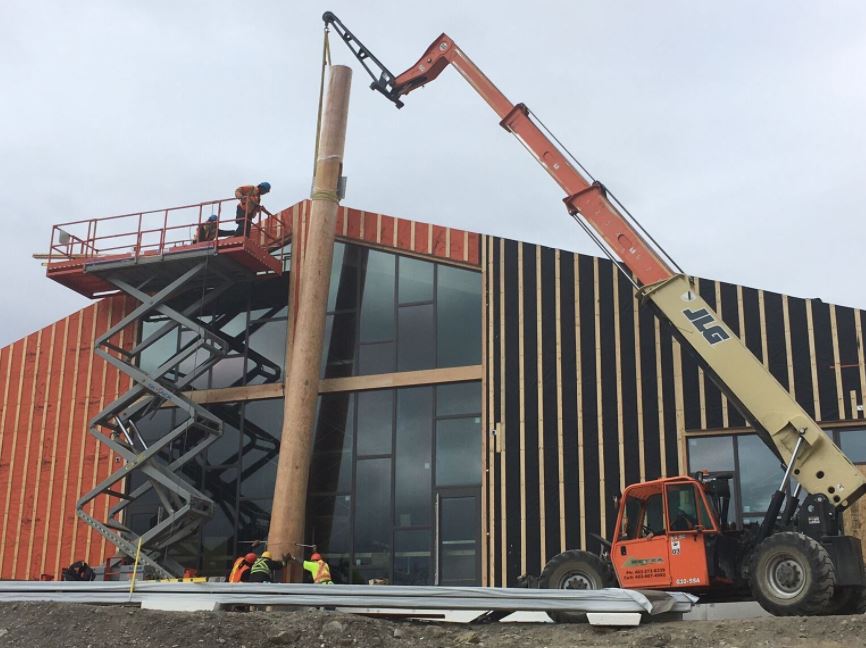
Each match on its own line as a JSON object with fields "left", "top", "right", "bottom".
{"left": 324, "top": 12, "right": 866, "bottom": 617}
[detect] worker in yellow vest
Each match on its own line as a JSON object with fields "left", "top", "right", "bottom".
{"left": 290, "top": 551, "right": 334, "bottom": 584}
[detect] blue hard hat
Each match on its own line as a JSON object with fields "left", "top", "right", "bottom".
{"left": 258, "top": 181, "right": 271, "bottom": 194}
{"left": 207, "top": 214, "right": 218, "bottom": 222}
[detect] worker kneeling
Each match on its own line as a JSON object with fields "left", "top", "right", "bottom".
{"left": 289, "top": 551, "right": 333, "bottom": 584}
{"left": 248, "top": 550, "right": 285, "bottom": 583}
{"left": 227, "top": 552, "right": 258, "bottom": 583}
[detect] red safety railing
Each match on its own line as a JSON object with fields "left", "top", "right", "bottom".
{"left": 46, "top": 197, "right": 289, "bottom": 266}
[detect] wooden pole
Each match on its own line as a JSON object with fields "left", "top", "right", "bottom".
{"left": 268, "top": 65, "right": 352, "bottom": 575}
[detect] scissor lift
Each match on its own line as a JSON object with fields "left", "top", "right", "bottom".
{"left": 46, "top": 201, "right": 284, "bottom": 577}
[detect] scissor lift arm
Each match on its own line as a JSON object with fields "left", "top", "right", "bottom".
{"left": 324, "top": 11, "right": 866, "bottom": 510}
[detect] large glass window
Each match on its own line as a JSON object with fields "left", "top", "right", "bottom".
{"left": 122, "top": 398, "right": 283, "bottom": 578}
{"left": 354, "top": 458, "right": 392, "bottom": 583}
{"left": 138, "top": 275, "right": 289, "bottom": 389}
{"left": 357, "top": 390, "right": 393, "bottom": 456}
{"left": 321, "top": 242, "right": 481, "bottom": 378}
{"left": 437, "top": 265, "right": 482, "bottom": 367}
{"left": 737, "top": 435, "right": 781, "bottom": 516}
{"left": 838, "top": 428, "right": 866, "bottom": 463}
{"left": 687, "top": 433, "right": 785, "bottom": 526}
{"left": 396, "top": 388, "right": 433, "bottom": 528}
{"left": 306, "top": 381, "right": 482, "bottom": 585}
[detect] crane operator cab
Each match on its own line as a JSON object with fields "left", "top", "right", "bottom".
{"left": 611, "top": 475, "right": 734, "bottom": 592}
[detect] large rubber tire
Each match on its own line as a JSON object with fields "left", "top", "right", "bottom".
{"left": 539, "top": 550, "right": 613, "bottom": 623}
{"left": 749, "top": 532, "right": 836, "bottom": 616}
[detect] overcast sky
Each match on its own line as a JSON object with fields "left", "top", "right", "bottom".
{"left": 2, "top": 1, "right": 865, "bottom": 347}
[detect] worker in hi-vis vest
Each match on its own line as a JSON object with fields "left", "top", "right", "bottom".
{"left": 227, "top": 552, "right": 257, "bottom": 583}
{"left": 248, "top": 550, "right": 285, "bottom": 583}
{"left": 290, "top": 551, "right": 334, "bottom": 584}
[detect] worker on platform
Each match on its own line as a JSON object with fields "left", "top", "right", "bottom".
{"left": 248, "top": 550, "right": 285, "bottom": 583}
{"left": 289, "top": 551, "right": 334, "bottom": 584}
{"left": 227, "top": 552, "right": 258, "bottom": 583}
{"left": 193, "top": 215, "right": 219, "bottom": 243}
{"left": 234, "top": 182, "right": 272, "bottom": 237}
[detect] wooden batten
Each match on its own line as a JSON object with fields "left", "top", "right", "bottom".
{"left": 554, "top": 249, "right": 566, "bottom": 553}
{"left": 517, "top": 243, "right": 527, "bottom": 576}
{"left": 574, "top": 255, "right": 586, "bottom": 549}
{"left": 498, "top": 237, "right": 507, "bottom": 586}
{"left": 830, "top": 304, "right": 845, "bottom": 419}
{"left": 535, "top": 246, "right": 546, "bottom": 567}
{"left": 593, "top": 258, "right": 606, "bottom": 533}
{"left": 805, "top": 300, "right": 822, "bottom": 420}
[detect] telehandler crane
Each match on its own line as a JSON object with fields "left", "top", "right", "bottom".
{"left": 323, "top": 11, "right": 866, "bottom": 618}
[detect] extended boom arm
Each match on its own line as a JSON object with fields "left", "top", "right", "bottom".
{"left": 323, "top": 12, "right": 866, "bottom": 510}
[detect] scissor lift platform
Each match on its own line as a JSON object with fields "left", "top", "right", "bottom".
{"left": 43, "top": 199, "right": 285, "bottom": 578}
{"left": 47, "top": 235, "right": 282, "bottom": 298}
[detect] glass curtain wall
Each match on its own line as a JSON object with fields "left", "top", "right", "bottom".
{"left": 687, "top": 428, "right": 866, "bottom": 526}
{"left": 307, "top": 381, "right": 482, "bottom": 585}
{"left": 124, "top": 398, "right": 284, "bottom": 576}
{"left": 139, "top": 275, "right": 289, "bottom": 390}
{"left": 322, "top": 243, "right": 482, "bottom": 378}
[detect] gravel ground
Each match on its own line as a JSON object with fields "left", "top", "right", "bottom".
{"left": 0, "top": 602, "right": 863, "bottom": 648}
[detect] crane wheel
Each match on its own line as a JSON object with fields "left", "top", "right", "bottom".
{"left": 749, "top": 532, "right": 836, "bottom": 616}
{"left": 539, "top": 550, "right": 613, "bottom": 623}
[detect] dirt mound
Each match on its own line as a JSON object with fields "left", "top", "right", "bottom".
{"left": 0, "top": 603, "right": 863, "bottom": 648}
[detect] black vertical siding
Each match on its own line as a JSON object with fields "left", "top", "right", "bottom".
{"left": 698, "top": 279, "right": 723, "bottom": 429}
{"left": 639, "top": 306, "right": 662, "bottom": 479}
{"left": 719, "top": 282, "right": 746, "bottom": 428}
{"left": 836, "top": 306, "right": 860, "bottom": 421}
{"left": 577, "top": 255, "right": 601, "bottom": 546}
{"left": 540, "top": 247, "right": 561, "bottom": 560}
{"left": 658, "top": 321, "right": 679, "bottom": 476}
{"left": 787, "top": 297, "right": 815, "bottom": 418}
{"left": 617, "top": 273, "right": 641, "bottom": 487}
{"left": 521, "top": 245, "right": 540, "bottom": 575}
{"left": 763, "top": 291, "right": 789, "bottom": 391}
{"left": 484, "top": 237, "right": 863, "bottom": 585}
{"left": 811, "top": 301, "right": 839, "bottom": 421}
{"left": 502, "top": 239, "right": 521, "bottom": 585}
{"left": 558, "top": 253, "right": 580, "bottom": 549}
{"left": 598, "top": 261, "right": 620, "bottom": 536}
{"left": 490, "top": 239, "right": 502, "bottom": 586}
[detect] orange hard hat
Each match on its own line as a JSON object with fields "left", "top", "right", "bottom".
{"left": 245, "top": 552, "right": 257, "bottom": 563}
{"left": 311, "top": 552, "right": 323, "bottom": 561}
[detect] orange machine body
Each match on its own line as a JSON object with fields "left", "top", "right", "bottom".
{"left": 610, "top": 477, "right": 722, "bottom": 591}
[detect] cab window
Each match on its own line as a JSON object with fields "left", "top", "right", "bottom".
{"left": 667, "top": 483, "right": 712, "bottom": 531}
{"left": 620, "top": 491, "right": 665, "bottom": 540}
{"left": 645, "top": 493, "right": 665, "bottom": 535}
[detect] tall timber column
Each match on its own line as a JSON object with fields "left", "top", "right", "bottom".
{"left": 268, "top": 65, "right": 352, "bottom": 573}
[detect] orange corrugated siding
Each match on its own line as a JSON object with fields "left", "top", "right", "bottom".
{"left": 267, "top": 200, "right": 482, "bottom": 268}
{"left": 0, "top": 296, "right": 132, "bottom": 579}
{"left": 0, "top": 200, "right": 479, "bottom": 580}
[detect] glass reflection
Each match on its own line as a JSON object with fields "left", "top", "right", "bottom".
{"left": 398, "top": 304, "right": 435, "bottom": 371}
{"left": 398, "top": 256, "right": 434, "bottom": 304}
{"left": 354, "top": 458, "right": 392, "bottom": 583}
{"left": 395, "top": 529, "right": 431, "bottom": 585}
{"left": 738, "top": 435, "right": 782, "bottom": 516}
{"left": 357, "top": 390, "right": 393, "bottom": 456}
{"left": 435, "top": 417, "right": 482, "bottom": 487}
{"left": 839, "top": 429, "right": 866, "bottom": 463}
{"left": 437, "top": 265, "right": 481, "bottom": 367}
{"left": 396, "top": 388, "right": 432, "bottom": 527}
{"left": 359, "top": 250, "right": 396, "bottom": 343}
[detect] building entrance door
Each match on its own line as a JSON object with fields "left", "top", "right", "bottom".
{"left": 436, "top": 489, "right": 480, "bottom": 586}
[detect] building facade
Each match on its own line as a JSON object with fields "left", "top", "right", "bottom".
{"left": 1, "top": 199, "right": 865, "bottom": 584}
